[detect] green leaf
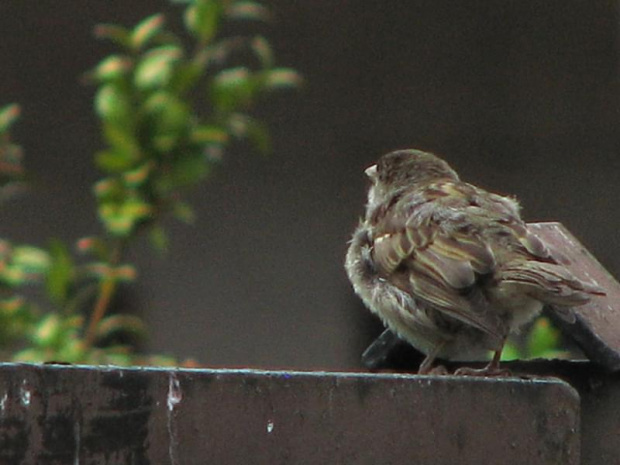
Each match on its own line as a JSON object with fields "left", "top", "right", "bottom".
{"left": 166, "top": 152, "right": 210, "bottom": 188}
{"left": 76, "top": 237, "right": 110, "bottom": 260}
{"left": 130, "top": 14, "right": 166, "bottom": 51}
{"left": 0, "top": 104, "right": 20, "bottom": 134}
{"left": 142, "top": 92, "right": 190, "bottom": 152}
{"left": 95, "top": 149, "right": 136, "bottom": 173}
{"left": 170, "top": 58, "right": 207, "bottom": 95}
{"left": 210, "top": 67, "right": 255, "bottom": 113}
{"left": 12, "top": 246, "right": 50, "bottom": 273}
{"left": 0, "top": 296, "right": 27, "bottom": 318}
{"left": 184, "top": 0, "right": 223, "bottom": 44}
{"left": 54, "top": 337, "right": 86, "bottom": 363}
{"left": 83, "top": 262, "right": 113, "bottom": 280}
{"left": 93, "top": 177, "right": 124, "bottom": 202}
{"left": 190, "top": 124, "right": 230, "bottom": 145}
{"left": 98, "top": 197, "right": 153, "bottom": 236}
{"left": 0, "top": 143, "right": 25, "bottom": 180}
{"left": 250, "top": 36, "right": 274, "bottom": 69}
{"left": 95, "top": 84, "right": 133, "bottom": 126}
{"left": 526, "top": 317, "right": 561, "bottom": 358}
{"left": 90, "top": 55, "right": 132, "bottom": 83}
{"left": 96, "top": 314, "right": 147, "bottom": 340}
{"left": 172, "top": 201, "right": 196, "bottom": 224}
{"left": 0, "top": 296, "right": 36, "bottom": 345}
{"left": 12, "top": 348, "right": 47, "bottom": 363}
{"left": 139, "top": 354, "right": 180, "bottom": 367}
{"left": 113, "top": 264, "right": 138, "bottom": 282}
{"left": 134, "top": 45, "right": 183, "bottom": 91}
{"left": 93, "top": 23, "right": 131, "bottom": 48}
{"left": 149, "top": 225, "right": 169, "bottom": 253}
{"left": 245, "top": 117, "right": 271, "bottom": 155}
{"left": 32, "top": 313, "right": 62, "bottom": 348}
{"left": 30, "top": 314, "right": 83, "bottom": 354}
{"left": 499, "top": 341, "right": 521, "bottom": 361}
{"left": 0, "top": 239, "right": 10, "bottom": 261}
{"left": 46, "top": 239, "right": 74, "bottom": 306}
{"left": 101, "top": 122, "right": 140, "bottom": 162}
{"left": 203, "top": 36, "right": 246, "bottom": 67}
{"left": 224, "top": 114, "right": 271, "bottom": 154}
{"left": 226, "top": 1, "right": 271, "bottom": 22}
{"left": 84, "top": 262, "right": 137, "bottom": 282}
{"left": 261, "top": 67, "right": 303, "bottom": 90}
{"left": 123, "top": 162, "right": 152, "bottom": 187}
{"left": 4, "top": 246, "right": 50, "bottom": 286}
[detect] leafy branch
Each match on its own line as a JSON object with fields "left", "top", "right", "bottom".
{"left": 0, "top": 0, "right": 300, "bottom": 365}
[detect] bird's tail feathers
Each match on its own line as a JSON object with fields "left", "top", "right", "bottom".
{"left": 499, "top": 261, "right": 604, "bottom": 310}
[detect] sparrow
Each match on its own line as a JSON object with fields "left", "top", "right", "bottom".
{"left": 345, "top": 149, "right": 603, "bottom": 375}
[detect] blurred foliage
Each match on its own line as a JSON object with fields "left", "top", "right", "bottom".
{"left": 0, "top": 0, "right": 300, "bottom": 365}
{"left": 501, "top": 317, "right": 567, "bottom": 361}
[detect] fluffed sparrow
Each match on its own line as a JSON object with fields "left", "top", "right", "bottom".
{"left": 345, "top": 149, "right": 603, "bottom": 375}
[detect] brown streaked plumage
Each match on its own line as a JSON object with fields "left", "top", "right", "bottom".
{"left": 345, "top": 149, "right": 603, "bottom": 375}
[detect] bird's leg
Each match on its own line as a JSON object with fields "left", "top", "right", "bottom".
{"left": 454, "top": 338, "right": 510, "bottom": 377}
{"left": 417, "top": 354, "right": 436, "bottom": 374}
{"left": 417, "top": 342, "right": 447, "bottom": 375}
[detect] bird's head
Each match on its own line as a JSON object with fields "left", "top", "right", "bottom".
{"left": 365, "top": 149, "right": 459, "bottom": 207}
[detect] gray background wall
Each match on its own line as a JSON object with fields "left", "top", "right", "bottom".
{"left": 0, "top": 1, "right": 618, "bottom": 369}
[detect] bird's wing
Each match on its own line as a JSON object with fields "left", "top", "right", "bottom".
{"left": 371, "top": 183, "right": 503, "bottom": 337}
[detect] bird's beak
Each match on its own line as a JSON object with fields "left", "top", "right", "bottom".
{"left": 365, "top": 164, "right": 378, "bottom": 180}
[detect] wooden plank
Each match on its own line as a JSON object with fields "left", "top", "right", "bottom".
{"left": 530, "top": 222, "right": 620, "bottom": 371}
{"left": 0, "top": 364, "right": 580, "bottom": 465}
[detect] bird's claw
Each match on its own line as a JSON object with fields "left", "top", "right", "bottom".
{"left": 454, "top": 366, "right": 512, "bottom": 377}
{"left": 417, "top": 364, "right": 449, "bottom": 376}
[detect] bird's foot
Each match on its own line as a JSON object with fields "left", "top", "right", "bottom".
{"left": 417, "top": 364, "right": 449, "bottom": 376}
{"left": 454, "top": 365, "right": 511, "bottom": 377}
